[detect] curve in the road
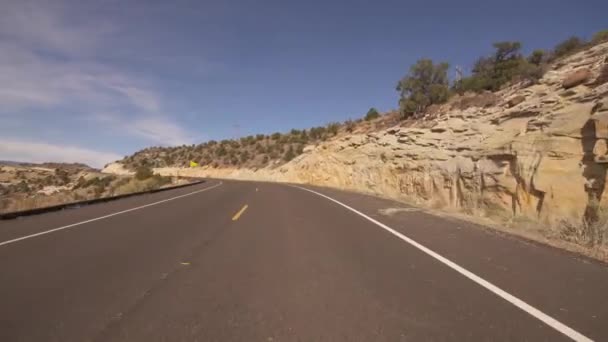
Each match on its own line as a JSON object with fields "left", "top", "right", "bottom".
{"left": 292, "top": 185, "right": 593, "bottom": 342}
{"left": 0, "top": 181, "right": 223, "bottom": 248}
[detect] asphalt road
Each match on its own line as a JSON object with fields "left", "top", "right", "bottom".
{"left": 1, "top": 180, "right": 607, "bottom": 341}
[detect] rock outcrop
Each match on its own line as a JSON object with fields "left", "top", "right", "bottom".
{"left": 105, "top": 42, "right": 608, "bottom": 229}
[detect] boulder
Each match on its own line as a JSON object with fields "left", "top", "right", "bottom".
{"left": 591, "top": 113, "right": 608, "bottom": 139}
{"left": 591, "top": 64, "right": 608, "bottom": 87}
{"left": 430, "top": 126, "right": 447, "bottom": 133}
{"left": 562, "top": 68, "right": 592, "bottom": 89}
{"left": 302, "top": 145, "right": 315, "bottom": 153}
{"left": 593, "top": 139, "right": 608, "bottom": 156}
{"left": 507, "top": 95, "right": 526, "bottom": 108}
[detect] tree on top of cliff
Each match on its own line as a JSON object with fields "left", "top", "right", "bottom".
{"left": 364, "top": 108, "right": 380, "bottom": 121}
{"left": 527, "top": 49, "right": 546, "bottom": 66}
{"left": 452, "top": 41, "right": 546, "bottom": 94}
{"left": 396, "top": 59, "right": 450, "bottom": 118}
{"left": 592, "top": 29, "right": 608, "bottom": 44}
{"left": 552, "top": 36, "right": 586, "bottom": 59}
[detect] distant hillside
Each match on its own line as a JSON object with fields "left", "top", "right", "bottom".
{"left": 118, "top": 30, "right": 608, "bottom": 173}
{"left": 119, "top": 110, "right": 399, "bottom": 171}
{"left": 109, "top": 33, "right": 608, "bottom": 259}
{"left": 0, "top": 162, "right": 174, "bottom": 214}
{"left": 0, "top": 161, "right": 21, "bottom": 166}
{"left": 0, "top": 161, "right": 92, "bottom": 170}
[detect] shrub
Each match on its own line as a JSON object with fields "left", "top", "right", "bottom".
{"left": 397, "top": 59, "right": 450, "bottom": 117}
{"left": 240, "top": 151, "right": 250, "bottom": 163}
{"left": 309, "top": 126, "right": 326, "bottom": 140}
{"left": 163, "top": 155, "right": 174, "bottom": 166}
{"left": 592, "top": 29, "right": 608, "bottom": 44}
{"left": 364, "top": 108, "right": 380, "bottom": 121}
{"left": 135, "top": 166, "right": 154, "bottom": 180}
{"left": 345, "top": 119, "right": 355, "bottom": 132}
{"left": 327, "top": 122, "right": 340, "bottom": 136}
{"left": 215, "top": 145, "right": 227, "bottom": 157}
{"left": 93, "top": 185, "right": 105, "bottom": 198}
{"left": 527, "top": 49, "right": 545, "bottom": 66}
{"left": 54, "top": 168, "right": 70, "bottom": 184}
{"left": 516, "top": 62, "right": 546, "bottom": 84}
{"left": 43, "top": 175, "right": 56, "bottom": 186}
{"left": 483, "top": 41, "right": 524, "bottom": 89}
{"left": 271, "top": 132, "right": 281, "bottom": 140}
{"left": 113, "top": 175, "right": 170, "bottom": 196}
{"left": 452, "top": 41, "right": 532, "bottom": 93}
{"left": 15, "top": 180, "right": 30, "bottom": 193}
{"left": 553, "top": 36, "right": 585, "bottom": 58}
{"left": 112, "top": 177, "right": 130, "bottom": 189}
{"left": 152, "top": 174, "right": 171, "bottom": 187}
{"left": 283, "top": 145, "right": 295, "bottom": 161}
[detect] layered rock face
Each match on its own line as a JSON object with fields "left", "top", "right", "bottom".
{"left": 106, "top": 42, "right": 608, "bottom": 227}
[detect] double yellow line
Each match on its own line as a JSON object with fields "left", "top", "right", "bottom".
{"left": 231, "top": 204, "right": 249, "bottom": 221}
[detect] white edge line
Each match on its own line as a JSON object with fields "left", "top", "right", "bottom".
{"left": 292, "top": 185, "right": 593, "bottom": 342}
{"left": 0, "top": 181, "right": 223, "bottom": 247}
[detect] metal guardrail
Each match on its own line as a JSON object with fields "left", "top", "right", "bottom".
{"left": 0, "top": 179, "right": 205, "bottom": 220}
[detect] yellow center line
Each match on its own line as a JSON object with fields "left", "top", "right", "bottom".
{"left": 232, "top": 204, "right": 249, "bottom": 221}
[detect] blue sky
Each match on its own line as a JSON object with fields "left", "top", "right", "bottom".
{"left": 0, "top": 0, "right": 606, "bottom": 167}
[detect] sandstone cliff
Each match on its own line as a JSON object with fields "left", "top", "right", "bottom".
{"left": 105, "top": 42, "right": 608, "bottom": 247}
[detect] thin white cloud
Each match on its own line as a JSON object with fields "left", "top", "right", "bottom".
{"left": 108, "top": 84, "right": 161, "bottom": 113}
{"left": 0, "top": 139, "right": 122, "bottom": 168}
{"left": 129, "top": 117, "right": 192, "bottom": 146}
{"left": 0, "top": 0, "right": 109, "bottom": 56}
{"left": 0, "top": 0, "right": 194, "bottom": 148}
{"left": 0, "top": 42, "right": 165, "bottom": 114}
{"left": 90, "top": 112, "right": 193, "bottom": 146}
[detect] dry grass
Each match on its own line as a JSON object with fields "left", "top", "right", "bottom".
{"left": 2, "top": 192, "right": 78, "bottom": 213}
{"left": 0, "top": 165, "right": 174, "bottom": 215}
{"left": 558, "top": 202, "right": 608, "bottom": 248}
{"left": 325, "top": 182, "right": 608, "bottom": 262}
{"left": 112, "top": 176, "right": 171, "bottom": 195}
{"left": 418, "top": 205, "right": 608, "bottom": 262}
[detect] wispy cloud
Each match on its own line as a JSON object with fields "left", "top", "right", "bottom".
{"left": 0, "top": 0, "right": 109, "bottom": 56}
{"left": 92, "top": 112, "right": 193, "bottom": 146}
{"left": 0, "top": 0, "right": 194, "bottom": 150}
{"left": 0, "top": 139, "right": 122, "bottom": 168}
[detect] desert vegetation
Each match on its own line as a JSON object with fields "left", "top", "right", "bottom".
{"left": 120, "top": 29, "right": 608, "bottom": 173}
{"left": 0, "top": 163, "right": 173, "bottom": 214}
{"left": 120, "top": 112, "right": 399, "bottom": 171}
{"left": 397, "top": 30, "right": 608, "bottom": 118}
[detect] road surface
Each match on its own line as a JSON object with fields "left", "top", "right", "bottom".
{"left": 1, "top": 180, "right": 607, "bottom": 341}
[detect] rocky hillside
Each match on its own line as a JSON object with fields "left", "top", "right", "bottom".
{"left": 107, "top": 41, "right": 608, "bottom": 252}
{"left": 118, "top": 110, "right": 397, "bottom": 171}
{"left": 0, "top": 162, "right": 174, "bottom": 214}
